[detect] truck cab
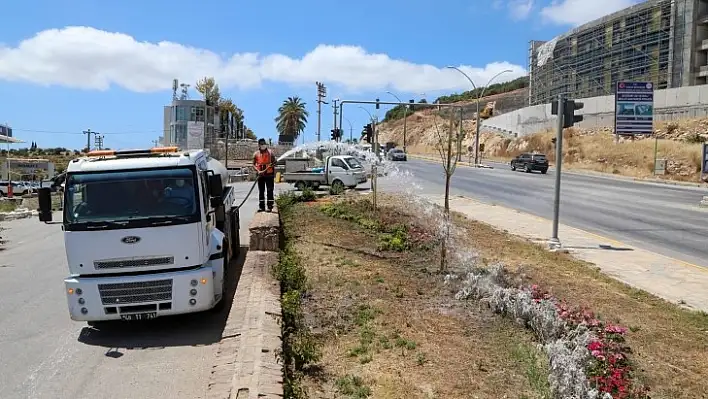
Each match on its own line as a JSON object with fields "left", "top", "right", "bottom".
{"left": 37, "top": 147, "right": 240, "bottom": 324}
{"left": 283, "top": 155, "right": 367, "bottom": 191}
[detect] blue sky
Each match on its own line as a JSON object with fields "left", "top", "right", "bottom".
{"left": 0, "top": 0, "right": 638, "bottom": 150}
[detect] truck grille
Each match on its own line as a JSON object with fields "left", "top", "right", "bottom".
{"left": 94, "top": 256, "right": 174, "bottom": 270}
{"left": 98, "top": 279, "right": 173, "bottom": 305}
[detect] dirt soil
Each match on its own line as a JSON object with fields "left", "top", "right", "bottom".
{"left": 448, "top": 211, "right": 708, "bottom": 398}
{"left": 282, "top": 196, "right": 553, "bottom": 399}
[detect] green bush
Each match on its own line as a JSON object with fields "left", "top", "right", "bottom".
{"left": 273, "top": 194, "right": 321, "bottom": 397}
{"left": 434, "top": 76, "right": 529, "bottom": 104}
{"left": 300, "top": 187, "right": 317, "bottom": 202}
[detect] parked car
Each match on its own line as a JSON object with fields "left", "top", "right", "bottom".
{"left": 510, "top": 153, "right": 548, "bottom": 174}
{"left": 386, "top": 148, "right": 408, "bottom": 161}
{"left": 0, "top": 181, "right": 31, "bottom": 196}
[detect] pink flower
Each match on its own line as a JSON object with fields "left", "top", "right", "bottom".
{"left": 605, "top": 324, "right": 628, "bottom": 334}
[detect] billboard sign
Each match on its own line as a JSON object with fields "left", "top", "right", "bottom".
{"left": 186, "top": 121, "right": 204, "bottom": 150}
{"left": 615, "top": 81, "right": 654, "bottom": 135}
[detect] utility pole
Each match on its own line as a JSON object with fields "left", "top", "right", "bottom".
{"left": 94, "top": 134, "right": 105, "bottom": 150}
{"left": 332, "top": 99, "right": 339, "bottom": 141}
{"left": 316, "top": 82, "right": 327, "bottom": 141}
{"left": 83, "top": 129, "right": 96, "bottom": 152}
{"left": 550, "top": 94, "right": 565, "bottom": 250}
{"left": 372, "top": 115, "right": 379, "bottom": 211}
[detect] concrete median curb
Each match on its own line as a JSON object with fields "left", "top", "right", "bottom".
{"left": 207, "top": 210, "right": 283, "bottom": 399}
{"left": 0, "top": 208, "right": 37, "bottom": 221}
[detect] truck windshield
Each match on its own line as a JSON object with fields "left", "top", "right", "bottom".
{"left": 64, "top": 167, "right": 200, "bottom": 229}
{"left": 344, "top": 157, "right": 363, "bottom": 169}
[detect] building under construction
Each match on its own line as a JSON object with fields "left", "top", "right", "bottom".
{"left": 528, "top": 0, "right": 707, "bottom": 105}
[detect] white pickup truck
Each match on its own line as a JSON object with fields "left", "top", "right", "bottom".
{"left": 282, "top": 155, "right": 368, "bottom": 191}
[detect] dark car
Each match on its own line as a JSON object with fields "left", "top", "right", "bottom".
{"left": 386, "top": 148, "right": 407, "bottom": 161}
{"left": 510, "top": 153, "right": 548, "bottom": 174}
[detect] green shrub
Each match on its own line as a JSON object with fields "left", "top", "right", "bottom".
{"left": 272, "top": 195, "right": 321, "bottom": 397}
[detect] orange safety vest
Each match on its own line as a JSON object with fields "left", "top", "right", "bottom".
{"left": 254, "top": 149, "right": 274, "bottom": 175}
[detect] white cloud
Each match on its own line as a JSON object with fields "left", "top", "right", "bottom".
{"left": 0, "top": 26, "right": 527, "bottom": 95}
{"left": 507, "top": 0, "right": 534, "bottom": 20}
{"left": 540, "top": 0, "right": 640, "bottom": 26}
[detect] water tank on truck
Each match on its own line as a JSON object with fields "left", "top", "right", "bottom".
{"left": 207, "top": 157, "right": 230, "bottom": 188}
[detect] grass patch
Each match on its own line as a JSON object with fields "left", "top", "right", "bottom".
{"left": 274, "top": 194, "right": 322, "bottom": 399}
{"left": 511, "top": 343, "right": 552, "bottom": 398}
{"left": 282, "top": 196, "right": 553, "bottom": 398}
{"left": 450, "top": 208, "right": 708, "bottom": 398}
{"left": 335, "top": 374, "right": 371, "bottom": 398}
{"left": 0, "top": 200, "right": 18, "bottom": 213}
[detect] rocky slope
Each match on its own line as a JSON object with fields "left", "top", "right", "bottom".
{"left": 377, "top": 112, "right": 706, "bottom": 182}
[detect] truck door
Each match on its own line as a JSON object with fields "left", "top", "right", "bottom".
{"left": 328, "top": 158, "right": 351, "bottom": 185}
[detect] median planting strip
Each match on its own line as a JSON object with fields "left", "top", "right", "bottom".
{"left": 445, "top": 200, "right": 708, "bottom": 398}
{"left": 276, "top": 193, "right": 556, "bottom": 398}
{"left": 274, "top": 191, "right": 708, "bottom": 398}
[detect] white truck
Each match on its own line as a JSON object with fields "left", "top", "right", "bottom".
{"left": 36, "top": 147, "right": 240, "bottom": 325}
{"left": 282, "top": 155, "right": 368, "bottom": 191}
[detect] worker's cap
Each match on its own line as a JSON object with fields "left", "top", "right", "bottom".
{"left": 258, "top": 138, "right": 266, "bottom": 145}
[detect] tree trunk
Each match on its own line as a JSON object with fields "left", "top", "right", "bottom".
{"left": 444, "top": 172, "right": 451, "bottom": 213}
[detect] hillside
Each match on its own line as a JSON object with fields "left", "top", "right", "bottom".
{"left": 377, "top": 112, "right": 707, "bottom": 183}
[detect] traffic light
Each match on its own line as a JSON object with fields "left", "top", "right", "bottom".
{"left": 563, "top": 100, "right": 584, "bottom": 128}
{"left": 551, "top": 98, "right": 584, "bottom": 128}
{"left": 375, "top": 98, "right": 380, "bottom": 109}
{"left": 479, "top": 143, "right": 485, "bottom": 152}
{"left": 408, "top": 99, "right": 415, "bottom": 111}
{"left": 330, "top": 129, "right": 336, "bottom": 141}
{"left": 362, "top": 124, "right": 373, "bottom": 143}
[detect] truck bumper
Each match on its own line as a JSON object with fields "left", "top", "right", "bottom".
{"left": 64, "top": 266, "right": 216, "bottom": 322}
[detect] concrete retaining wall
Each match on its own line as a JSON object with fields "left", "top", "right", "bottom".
{"left": 482, "top": 85, "right": 708, "bottom": 136}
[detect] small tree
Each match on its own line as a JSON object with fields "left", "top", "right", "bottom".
{"left": 431, "top": 110, "right": 464, "bottom": 272}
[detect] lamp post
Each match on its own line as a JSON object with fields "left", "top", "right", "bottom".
{"left": 343, "top": 117, "right": 354, "bottom": 142}
{"left": 385, "top": 91, "right": 408, "bottom": 153}
{"left": 446, "top": 66, "right": 513, "bottom": 166}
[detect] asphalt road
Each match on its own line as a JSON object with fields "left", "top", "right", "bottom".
{"left": 0, "top": 182, "right": 261, "bottom": 399}
{"left": 381, "top": 159, "right": 708, "bottom": 268}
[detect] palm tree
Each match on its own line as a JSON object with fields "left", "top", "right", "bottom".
{"left": 275, "top": 97, "right": 309, "bottom": 144}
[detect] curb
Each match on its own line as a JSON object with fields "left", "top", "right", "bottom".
{"left": 0, "top": 208, "right": 38, "bottom": 221}
{"left": 207, "top": 210, "right": 283, "bottom": 399}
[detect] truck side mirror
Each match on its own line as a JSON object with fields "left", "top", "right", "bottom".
{"left": 208, "top": 173, "right": 224, "bottom": 208}
{"left": 37, "top": 187, "right": 53, "bottom": 222}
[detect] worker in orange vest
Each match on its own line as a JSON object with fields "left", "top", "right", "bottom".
{"left": 253, "top": 138, "right": 275, "bottom": 212}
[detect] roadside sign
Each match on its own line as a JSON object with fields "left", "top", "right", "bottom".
{"left": 615, "top": 81, "right": 654, "bottom": 135}
{"left": 702, "top": 143, "right": 708, "bottom": 174}
{"left": 654, "top": 159, "right": 666, "bottom": 175}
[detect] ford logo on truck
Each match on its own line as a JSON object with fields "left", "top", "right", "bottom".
{"left": 121, "top": 236, "right": 141, "bottom": 244}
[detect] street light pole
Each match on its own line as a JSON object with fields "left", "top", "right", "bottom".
{"left": 344, "top": 117, "right": 353, "bottom": 142}
{"left": 386, "top": 91, "right": 407, "bottom": 153}
{"left": 446, "top": 66, "right": 513, "bottom": 166}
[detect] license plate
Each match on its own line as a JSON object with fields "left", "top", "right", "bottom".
{"left": 120, "top": 312, "right": 157, "bottom": 321}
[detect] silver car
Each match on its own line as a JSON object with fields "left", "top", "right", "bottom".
{"left": 386, "top": 148, "right": 407, "bottom": 161}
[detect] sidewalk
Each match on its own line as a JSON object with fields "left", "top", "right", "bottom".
{"left": 424, "top": 194, "right": 708, "bottom": 313}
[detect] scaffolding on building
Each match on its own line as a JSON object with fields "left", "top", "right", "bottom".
{"left": 528, "top": 0, "right": 693, "bottom": 106}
